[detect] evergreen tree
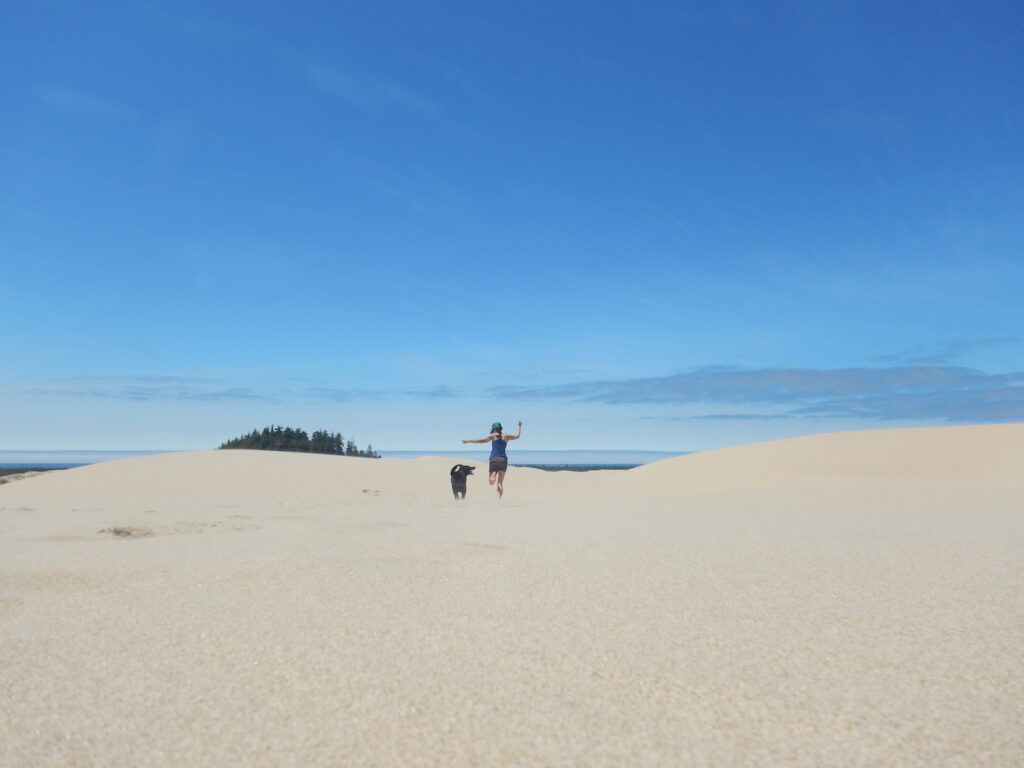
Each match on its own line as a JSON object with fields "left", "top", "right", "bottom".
{"left": 218, "top": 426, "right": 379, "bottom": 458}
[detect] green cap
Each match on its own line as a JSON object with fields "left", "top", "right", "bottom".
{"left": 491, "top": 422, "right": 502, "bottom": 430}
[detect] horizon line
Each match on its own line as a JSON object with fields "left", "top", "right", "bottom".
{"left": 0, "top": 447, "right": 693, "bottom": 454}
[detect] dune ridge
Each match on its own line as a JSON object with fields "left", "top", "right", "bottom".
{"left": 619, "top": 422, "right": 1024, "bottom": 494}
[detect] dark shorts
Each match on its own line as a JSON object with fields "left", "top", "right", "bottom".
{"left": 489, "top": 457, "right": 508, "bottom": 474}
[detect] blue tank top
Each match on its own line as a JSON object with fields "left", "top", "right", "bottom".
{"left": 490, "top": 438, "right": 507, "bottom": 459}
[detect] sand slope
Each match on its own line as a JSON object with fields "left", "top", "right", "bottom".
{"left": 617, "top": 422, "right": 1024, "bottom": 494}
{"left": 1, "top": 425, "right": 1021, "bottom": 767}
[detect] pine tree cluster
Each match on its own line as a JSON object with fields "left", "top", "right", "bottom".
{"left": 218, "top": 426, "right": 379, "bottom": 457}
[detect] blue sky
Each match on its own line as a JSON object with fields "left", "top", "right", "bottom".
{"left": 2, "top": 0, "right": 1022, "bottom": 451}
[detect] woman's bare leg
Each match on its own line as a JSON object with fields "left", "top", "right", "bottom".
{"left": 496, "top": 470, "right": 506, "bottom": 499}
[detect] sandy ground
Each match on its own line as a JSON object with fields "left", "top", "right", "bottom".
{"left": 1, "top": 423, "right": 1021, "bottom": 767}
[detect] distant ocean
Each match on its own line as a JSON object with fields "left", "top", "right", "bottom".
{"left": 0, "top": 450, "right": 167, "bottom": 470}
{"left": 379, "top": 449, "right": 688, "bottom": 468}
{"left": 0, "top": 449, "right": 688, "bottom": 471}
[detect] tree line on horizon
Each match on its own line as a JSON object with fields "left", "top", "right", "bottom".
{"left": 218, "top": 426, "right": 380, "bottom": 458}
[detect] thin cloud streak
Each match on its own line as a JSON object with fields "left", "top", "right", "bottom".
{"left": 24, "top": 377, "right": 460, "bottom": 403}
{"left": 303, "top": 63, "right": 475, "bottom": 138}
{"left": 27, "top": 377, "right": 272, "bottom": 402}
{"left": 873, "top": 337, "right": 1024, "bottom": 365}
{"left": 38, "top": 86, "right": 136, "bottom": 121}
{"left": 647, "top": 413, "right": 795, "bottom": 422}
{"left": 299, "top": 385, "right": 457, "bottom": 402}
{"left": 306, "top": 65, "right": 444, "bottom": 121}
{"left": 492, "top": 365, "right": 1024, "bottom": 423}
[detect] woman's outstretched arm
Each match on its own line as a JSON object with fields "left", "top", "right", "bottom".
{"left": 506, "top": 421, "right": 524, "bottom": 441}
{"left": 462, "top": 435, "right": 495, "bottom": 444}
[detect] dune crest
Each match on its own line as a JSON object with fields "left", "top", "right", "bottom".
{"left": 618, "top": 422, "right": 1024, "bottom": 494}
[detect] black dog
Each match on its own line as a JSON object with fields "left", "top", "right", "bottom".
{"left": 450, "top": 464, "right": 475, "bottom": 500}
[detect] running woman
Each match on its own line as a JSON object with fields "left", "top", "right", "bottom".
{"left": 462, "top": 420, "right": 522, "bottom": 499}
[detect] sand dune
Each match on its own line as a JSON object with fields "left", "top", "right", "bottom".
{"left": 618, "top": 422, "right": 1024, "bottom": 494}
{"left": 1, "top": 424, "right": 1021, "bottom": 766}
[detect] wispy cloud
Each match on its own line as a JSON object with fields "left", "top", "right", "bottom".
{"left": 25, "top": 377, "right": 460, "bottom": 403}
{"left": 648, "top": 413, "right": 794, "bottom": 422}
{"left": 25, "top": 363, "right": 1024, "bottom": 424}
{"left": 873, "top": 337, "right": 1024, "bottom": 365}
{"left": 38, "top": 87, "right": 135, "bottom": 121}
{"left": 299, "top": 385, "right": 457, "bottom": 402}
{"left": 303, "top": 63, "right": 473, "bottom": 139}
{"left": 27, "top": 376, "right": 272, "bottom": 402}
{"left": 811, "top": 107, "right": 907, "bottom": 139}
{"left": 491, "top": 365, "right": 1024, "bottom": 423}
{"left": 300, "top": 386, "right": 384, "bottom": 403}
{"left": 405, "top": 385, "right": 459, "bottom": 400}
{"left": 307, "top": 64, "right": 442, "bottom": 119}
